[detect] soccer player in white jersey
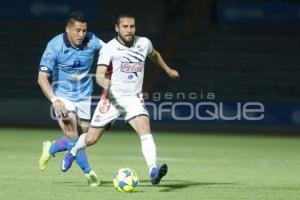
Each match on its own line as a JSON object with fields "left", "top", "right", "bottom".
{"left": 38, "top": 11, "right": 105, "bottom": 187}
{"left": 62, "top": 14, "right": 180, "bottom": 185}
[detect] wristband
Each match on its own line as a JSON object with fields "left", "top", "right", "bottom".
{"left": 50, "top": 96, "right": 59, "bottom": 103}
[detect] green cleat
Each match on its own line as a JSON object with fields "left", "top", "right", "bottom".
{"left": 39, "top": 141, "right": 52, "bottom": 171}
{"left": 85, "top": 170, "right": 101, "bottom": 187}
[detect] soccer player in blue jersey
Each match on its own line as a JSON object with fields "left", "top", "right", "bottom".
{"left": 37, "top": 11, "right": 105, "bottom": 187}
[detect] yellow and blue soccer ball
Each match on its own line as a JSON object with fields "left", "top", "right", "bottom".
{"left": 112, "top": 168, "right": 139, "bottom": 192}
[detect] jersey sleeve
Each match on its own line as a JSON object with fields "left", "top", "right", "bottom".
{"left": 98, "top": 38, "right": 106, "bottom": 48}
{"left": 97, "top": 45, "right": 112, "bottom": 67}
{"left": 93, "top": 35, "right": 106, "bottom": 52}
{"left": 39, "top": 41, "right": 58, "bottom": 73}
{"left": 146, "top": 38, "right": 154, "bottom": 55}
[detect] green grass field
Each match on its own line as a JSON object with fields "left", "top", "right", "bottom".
{"left": 0, "top": 128, "right": 300, "bottom": 200}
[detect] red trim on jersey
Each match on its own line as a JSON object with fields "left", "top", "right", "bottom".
{"left": 106, "top": 62, "right": 113, "bottom": 80}
{"left": 98, "top": 62, "right": 113, "bottom": 113}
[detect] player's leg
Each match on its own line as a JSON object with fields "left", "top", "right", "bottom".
{"left": 75, "top": 120, "right": 92, "bottom": 174}
{"left": 61, "top": 127, "right": 106, "bottom": 172}
{"left": 126, "top": 96, "right": 168, "bottom": 185}
{"left": 129, "top": 116, "right": 168, "bottom": 185}
{"left": 38, "top": 105, "right": 78, "bottom": 171}
{"left": 75, "top": 101, "right": 93, "bottom": 173}
{"left": 77, "top": 127, "right": 106, "bottom": 152}
{"left": 61, "top": 97, "right": 120, "bottom": 172}
{"left": 79, "top": 96, "right": 120, "bottom": 148}
{"left": 48, "top": 136, "right": 68, "bottom": 155}
{"left": 49, "top": 113, "right": 78, "bottom": 154}
{"left": 128, "top": 115, "right": 155, "bottom": 170}
{"left": 39, "top": 97, "right": 77, "bottom": 170}
{"left": 47, "top": 111, "right": 77, "bottom": 157}
{"left": 59, "top": 111, "right": 104, "bottom": 188}
{"left": 76, "top": 118, "right": 101, "bottom": 187}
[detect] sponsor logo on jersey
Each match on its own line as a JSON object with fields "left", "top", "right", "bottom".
{"left": 136, "top": 45, "right": 144, "bottom": 52}
{"left": 128, "top": 74, "right": 133, "bottom": 80}
{"left": 58, "top": 66, "right": 88, "bottom": 75}
{"left": 73, "top": 61, "right": 81, "bottom": 68}
{"left": 121, "top": 62, "right": 144, "bottom": 73}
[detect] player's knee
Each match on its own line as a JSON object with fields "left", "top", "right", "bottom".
{"left": 138, "top": 121, "right": 150, "bottom": 133}
{"left": 137, "top": 124, "right": 150, "bottom": 134}
{"left": 64, "top": 130, "right": 78, "bottom": 139}
{"left": 130, "top": 116, "right": 150, "bottom": 134}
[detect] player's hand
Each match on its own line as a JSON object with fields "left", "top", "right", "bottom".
{"left": 102, "top": 79, "right": 111, "bottom": 90}
{"left": 52, "top": 99, "right": 69, "bottom": 122}
{"left": 167, "top": 68, "right": 180, "bottom": 80}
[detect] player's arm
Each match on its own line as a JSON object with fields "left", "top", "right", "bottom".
{"left": 38, "top": 71, "right": 68, "bottom": 118}
{"left": 148, "top": 49, "right": 180, "bottom": 80}
{"left": 96, "top": 44, "right": 111, "bottom": 90}
{"left": 37, "top": 71, "right": 56, "bottom": 101}
{"left": 38, "top": 40, "right": 69, "bottom": 120}
{"left": 95, "top": 66, "right": 111, "bottom": 90}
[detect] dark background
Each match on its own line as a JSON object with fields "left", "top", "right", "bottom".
{"left": 1, "top": 0, "right": 300, "bottom": 133}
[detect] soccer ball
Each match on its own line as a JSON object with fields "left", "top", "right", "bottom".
{"left": 112, "top": 168, "right": 139, "bottom": 192}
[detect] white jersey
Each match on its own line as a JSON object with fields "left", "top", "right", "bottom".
{"left": 97, "top": 36, "right": 153, "bottom": 97}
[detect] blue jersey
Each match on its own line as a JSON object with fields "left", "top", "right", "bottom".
{"left": 39, "top": 32, "right": 105, "bottom": 102}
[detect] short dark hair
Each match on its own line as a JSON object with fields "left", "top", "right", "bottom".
{"left": 114, "top": 14, "right": 135, "bottom": 25}
{"left": 67, "top": 11, "right": 87, "bottom": 26}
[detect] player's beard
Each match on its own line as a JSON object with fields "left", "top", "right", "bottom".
{"left": 119, "top": 34, "right": 134, "bottom": 47}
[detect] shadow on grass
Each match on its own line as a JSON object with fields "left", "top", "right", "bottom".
{"left": 55, "top": 180, "right": 116, "bottom": 188}
{"left": 139, "top": 179, "right": 237, "bottom": 192}
{"left": 56, "top": 180, "right": 236, "bottom": 192}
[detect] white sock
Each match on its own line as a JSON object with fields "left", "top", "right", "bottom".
{"left": 70, "top": 133, "right": 87, "bottom": 156}
{"left": 140, "top": 134, "right": 157, "bottom": 175}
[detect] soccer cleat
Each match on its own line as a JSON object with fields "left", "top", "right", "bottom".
{"left": 85, "top": 170, "right": 101, "bottom": 187}
{"left": 150, "top": 163, "right": 168, "bottom": 185}
{"left": 39, "top": 141, "right": 52, "bottom": 171}
{"left": 61, "top": 151, "right": 76, "bottom": 172}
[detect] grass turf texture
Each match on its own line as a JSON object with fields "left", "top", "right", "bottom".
{"left": 0, "top": 128, "right": 300, "bottom": 200}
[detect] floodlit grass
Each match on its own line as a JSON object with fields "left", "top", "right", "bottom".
{"left": 0, "top": 128, "right": 300, "bottom": 200}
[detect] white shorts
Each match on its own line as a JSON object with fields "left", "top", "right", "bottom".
{"left": 90, "top": 95, "right": 149, "bottom": 128}
{"left": 56, "top": 97, "right": 91, "bottom": 122}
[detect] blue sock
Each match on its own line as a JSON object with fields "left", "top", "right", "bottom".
{"left": 67, "top": 139, "right": 91, "bottom": 174}
{"left": 76, "top": 149, "right": 92, "bottom": 174}
{"left": 49, "top": 136, "right": 68, "bottom": 156}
